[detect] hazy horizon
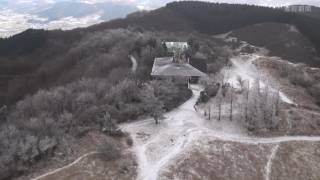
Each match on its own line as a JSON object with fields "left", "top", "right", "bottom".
{"left": 1, "top": 0, "right": 320, "bottom": 10}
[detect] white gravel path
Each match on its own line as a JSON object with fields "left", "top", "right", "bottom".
{"left": 129, "top": 55, "right": 138, "bottom": 73}
{"left": 120, "top": 84, "right": 320, "bottom": 180}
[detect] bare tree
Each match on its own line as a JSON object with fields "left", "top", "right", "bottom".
{"left": 236, "top": 76, "right": 245, "bottom": 92}
{"left": 140, "top": 85, "right": 164, "bottom": 124}
{"left": 208, "top": 106, "right": 211, "bottom": 120}
{"left": 241, "top": 78, "right": 281, "bottom": 131}
{"left": 245, "top": 81, "right": 250, "bottom": 123}
{"left": 230, "top": 84, "right": 234, "bottom": 121}
{"left": 216, "top": 88, "right": 223, "bottom": 121}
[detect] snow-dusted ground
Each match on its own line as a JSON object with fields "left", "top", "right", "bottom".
{"left": 223, "top": 53, "right": 295, "bottom": 105}
{"left": 121, "top": 85, "right": 207, "bottom": 180}
{"left": 129, "top": 55, "right": 138, "bottom": 73}
{"left": 31, "top": 152, "right": 99, "bottom": 180}
{"left": 121, "top": 83, "right": 320, "bottom": 180}
{"left": 265, "top": 144, "right": 280, "bottom": 180}
{"left": 31, "top": 53, "right": 320, "bottom": 180}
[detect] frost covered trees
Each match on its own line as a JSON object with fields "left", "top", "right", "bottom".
{"left": 241, "top": 79, "right": 280, "bottom": 131}
{"left": 201, "top": 77, "right": 281, "bottom": 131}
{"left": 140, "top": 85, "right": 164, "bottom": 124}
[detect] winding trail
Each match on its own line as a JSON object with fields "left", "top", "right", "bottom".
{"left": 31, "top": 152, "right": 99, "bottom": 180}
{"left": 129, "top": 55, "right": 138, "bottom": 73}
{"left": 121, "top": 85, "right": 204, "bottom": 180}
{"left": 121, "top": 85, "right": 320, "bottom": 180}
{"left": 265, "top": 144, "right": 280, "bottom": 180}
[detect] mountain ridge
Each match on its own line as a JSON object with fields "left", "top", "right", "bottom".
{"left": 1, "top": 1, "right": 320, "bottom": 105}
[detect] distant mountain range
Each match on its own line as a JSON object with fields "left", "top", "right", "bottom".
{"left": 36, "top": 1, "right": 138, "bottom": 21}
{"left": 0, "top": 0, "right": 138, "bottom": 37}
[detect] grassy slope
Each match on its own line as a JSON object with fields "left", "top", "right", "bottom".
{"left": 230, "top": 22, "right": 320, "bottom": 66}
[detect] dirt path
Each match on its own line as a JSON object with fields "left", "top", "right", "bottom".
{"left": 31, "top": 152, "right": 99, "bottom": 180}
{"left": 121, "top": 85, "right": 204, "bottom": 180}
{"left": 121, "top": 84, "right": 320, "bottom": 180}
{"left": 265, "top": 144, "right": 280, "bottom": 180}
{"left": 129, "top": 55, "right": 138, "bottom": 73}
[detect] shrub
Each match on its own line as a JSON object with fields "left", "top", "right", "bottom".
{"left": 150, "top": 80, "right": 192, "bottom": 111}
{"left": 99, "top": 112, "right": 124, "bottom": 137}
{"left": 278, "top": 63, "right": 290, "bottom": 78}
{"left": 140, "top": 84, "right": 164, "bottom": 124}
{"left": 105, "top": 79, "right": 140, "bottom": 104}
{"left": 126, "top": 137, "right": 133, "bottom": 146}
{"left": 205, "top": 83, "right": 220, "bottom": 97}
{"left": 307, "top": 83, "right": 320, "bottom": 106}
{"left": 197, "top": 91, "right": 210, "bottom": 104}
{"left": 96, "top": 142, "right": 120, "bottom": 161}
{"left": 288, "top": 69, "right": 313, "bottom": 87}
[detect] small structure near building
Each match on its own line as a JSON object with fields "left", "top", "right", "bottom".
{"left": 151, "top": 42, "right": 207, "bottom": 87}
{"left": 165, "top": 42, "right": 189, "bottom": 53}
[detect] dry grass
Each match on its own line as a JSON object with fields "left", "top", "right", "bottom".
{"left": 271, "top": 141, "right": 320, "bottom": 180}
{"left": 16, "top": 131, "right": 137, "bottom": 180}
{"left": 159, "top": 139, "right": 273, "bottom": 180}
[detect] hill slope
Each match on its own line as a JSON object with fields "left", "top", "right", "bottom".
{"left": 1, "top": 1, "right": 320, "bottom": 105}
{"left": 88, "top": 1, "right": 320, "bottom": 56}
{"left": 230, "top": 22, "right": 319, "bottom": 65}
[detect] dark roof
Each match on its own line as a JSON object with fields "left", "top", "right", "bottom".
{"left": 151, "top": 57, "right": 207, "bottom": 77}
{"left": 190, "top": 57, "right": 207, "bottom": 73}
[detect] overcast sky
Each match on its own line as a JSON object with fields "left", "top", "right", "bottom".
{"left": 106, "top": 0, "right": 320, "bottom": 9}
{"left": 2, "top": 0, "right": 320, "bottom": 9}
{"left": 93, "top": 0, "right": 320, "bottom": 8}
{"left": 210, "top": 0, "right": 320, "bottom": 7}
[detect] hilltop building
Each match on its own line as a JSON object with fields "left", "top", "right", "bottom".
{"left": 151, "top": 42, "right": 207, "bottom": 87}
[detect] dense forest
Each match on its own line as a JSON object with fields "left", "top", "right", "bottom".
{"left": 0, "top": 1, "right": 320, "bottom": 107}
{"left": 0, "top": 29, "right": 200, "bottom": 180}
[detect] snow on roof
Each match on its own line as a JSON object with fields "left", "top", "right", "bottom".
{"left": 151, "top": 57, "right": 207, "bottom": 77}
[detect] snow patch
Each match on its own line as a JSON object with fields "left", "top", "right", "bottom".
{"left": 129, "top": 55, "right": 138, "bottom": 73}
{"left": 288, "top": 25, "right": 299, "bottom": 33}
{"left": 121, "top": 84, "right": 318, "bottom": 180}
{"left": 121, "top": 86, "right": 206, "bottom": 180}
{"left": 213, "top": 31, "right": 232, "bottom": 39}
{"left": 224, "top": 54, "right": 296, "bottom": 105}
